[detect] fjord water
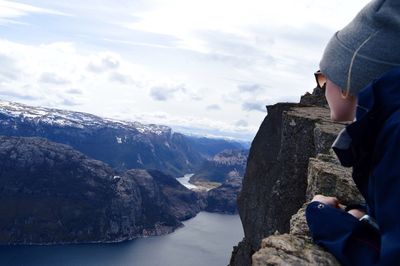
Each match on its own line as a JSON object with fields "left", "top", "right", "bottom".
{"left": 0, "top": 212, "right": 243, "bottom": 266}
{"left": 176, "top": 173, "right": 198, "bottom": 190}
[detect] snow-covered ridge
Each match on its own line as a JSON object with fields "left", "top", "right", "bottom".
{"left": 0, "top": 99, "right": 171, "bottom": 135}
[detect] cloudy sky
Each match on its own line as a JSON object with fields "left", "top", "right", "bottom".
{"left": 0, "top": 0, "right": 370, "bottom": 140}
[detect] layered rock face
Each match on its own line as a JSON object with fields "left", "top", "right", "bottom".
{"left": 0, "top": 136, "right": 200, "bottom": 244}
{"left": 251, "top": 152, "right": 364, "bottom": 265}
{"left": 190, "top": 149, "right": 248, "bottom": 214}
{"left": 190, "top": 149, "right": 248, "bottom": 183}
{"left": 134, "top": 169, "right": 202, "bottom": 221}
{"left": 230, "top": 88, "right": 365, "bottom": 265}
{"left": 205, "top": 176, "right": 242, "bottom": 214}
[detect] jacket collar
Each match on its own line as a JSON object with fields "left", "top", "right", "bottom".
{"left": 356, "top": 66, "right": 400, "bottom": 122}
{"left": 332, "top": 66, "right": 400, "bottom": 167}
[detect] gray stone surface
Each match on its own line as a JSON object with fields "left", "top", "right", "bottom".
{"left": 252, "top": 234, "right": 340, "bottom": 266}
{"left": 299, "top": 87, "right": 328, "bottom": 107}
{"left": 289, "top": 205, "right": 310, "bottom": 237}
{"left": 306, "top": 156, "right": 365, "bottom": 206}
{"left": 229, "top": 89, "right": 356, "bottom": 266}
{"left": 249, "top": 149, "right": 366, "bottom": 265}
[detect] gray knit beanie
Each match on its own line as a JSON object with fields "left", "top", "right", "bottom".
{"left": 320, "top": 0, "right": 400, "bottom": 96}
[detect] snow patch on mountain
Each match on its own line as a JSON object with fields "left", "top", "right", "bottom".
{"left": 0, "top": 99, "right": 171, "bottom": 135}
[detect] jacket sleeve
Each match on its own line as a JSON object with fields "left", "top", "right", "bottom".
{"left": 368, "top": 116, "right": 400, "bottom": 265}
{"left": 306, "top": 201, "right": 380, "bottom": 266}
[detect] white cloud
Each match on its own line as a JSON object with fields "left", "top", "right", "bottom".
{"left": 39, "top": 72, "right": 70, "bottom": 85}
{"left": 87, "top": 52, "right": 121, "bottom": 72}
{"left": 238, "top": 83, "right": 266, "bottom": 93}
{"left": 242, "top": 102, "right": 266, "bottom": 113}
{"left": 0, "top": 38, "right": 262, "bottom": 139}
{"left": 125, "top": 111, "right": 259, "bottom": 140}
{"left": 61, "top": 98, "right": 80, "bottom": 106}
{"left": 121, "top": 0, "right": 370, "bottom": 53}
{"left": 235, "top": 119, "right": 248, "bottom": 127}
{"left": 0, "top": 89, "right": 38, "bottom": 100}
{"left": 0, "top": 54, "right": 20, "bottom": 80}
{"left": 0, "top": 0, "right": 372, "bottom": 140}
{"left": 150, "top": 84, "right": 186, "bottom": 101}
{"left": 0, "top": 39, "right": 146, "bottom": 107}
{"left": 102, "top": 37, "right": 178, "bottom": 50}
{"left": 109, "top": 72, "right": 133, "bottom": 84}
{"left": 0, "top": 0, "right": 70, "bottom": 24}
{"left": 66, "top": 88, "right": 82, "bottom": 95}
{"left": 206, "top": 104, "right": 221, "bottom": 111}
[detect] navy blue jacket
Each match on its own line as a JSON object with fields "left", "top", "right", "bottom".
{"left": 306, "top": 66, "right": 400, "bottom": 266}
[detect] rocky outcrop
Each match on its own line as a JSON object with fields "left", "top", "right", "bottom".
{"left": 229, "top": 88, "right": 364, "bottom": 265}
{"left": 133, "top": 169, "right": 202, "bottom": 221}
{"left": 250, "top": 151, "right": 364, "bottom": 265}
{"left": 189, "top": 149, "right": 248, "bottom": 214}
{"left": 0, "top": 136, "right": 200, "bottom": 244}
{"left": 190, "top": 149, "right": 248, "bottom": 183}
{"left": 205, "top": 176, "right": 242, "bottom": 214}
{"left": 252, "top": 234, "right": 339, "bottom": 266}
{"left": 306, "top": 154, "right": 365, "bottom": 205}
{"left": 299, "top": 87, "right": 328, "bottom": 107}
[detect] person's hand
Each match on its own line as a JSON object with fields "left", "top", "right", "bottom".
{"left": 311, "top": 195, "right": 368, "bottom": 219}
{"left": 347, "top": 208, "right": 366, "bottom": 219}
{"left": 311, "top": 194, "right": 340, "bottom": 208}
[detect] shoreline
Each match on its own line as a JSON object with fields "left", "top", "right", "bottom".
{"left": 0, "top": 211, "right": 240, "bottom": 246}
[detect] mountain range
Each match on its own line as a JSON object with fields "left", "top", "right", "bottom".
{"left": 0, "top": 100, "right": 244, "bottom": 177}
{"left": 0, "top": 136, "right": 201, "bottom": 244}
{"left": 0, "top": 99, "right": 248, "bottom": 244}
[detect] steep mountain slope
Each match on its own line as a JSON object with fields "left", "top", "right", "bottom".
{"left": 187, "top": 149, "right": 248, "bottom": 214}
{"left": 0, "top": 136, "right": 200, "bottom": 244}
{"left": 184, "top": 136, "right": 245, "bottom": 157}
{"left": 0, "top": 100, "right": 242, "bottom": 177}
{"left": 190, "top": 149, "right": 249, "bottom": 183}
{"left": 205, "top": 176, "right": 242, "bottom": 214}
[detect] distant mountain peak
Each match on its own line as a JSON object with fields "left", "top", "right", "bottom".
{"left": 0, "top": 98, "right": 245, "bottom": 177}
{"left": 0, "top": 99, "right": 171, "bottom": 135}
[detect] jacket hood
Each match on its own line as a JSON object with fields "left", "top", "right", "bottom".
{"left": 332, "top": 66, "right": 400, "bottom": 168}
{"left": 356, "top": 66, "right": 400, "bottom": 122}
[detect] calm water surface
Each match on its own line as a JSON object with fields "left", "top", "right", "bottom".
{"left": 176, "top": 174, "right": 198, "bottom": 190}
{"left": 0, "top": 212, "right": 243, "bottom": 266}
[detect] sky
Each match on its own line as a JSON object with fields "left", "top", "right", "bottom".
{"left": 0, "top": 0, "right": 370, "bottom": 141}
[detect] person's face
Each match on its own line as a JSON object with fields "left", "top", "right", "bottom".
{"left": 325, "top": 80, "right": 357, "bottom": 122}
{"left": 315, "top": 70, "right": 357, "bottom": 122}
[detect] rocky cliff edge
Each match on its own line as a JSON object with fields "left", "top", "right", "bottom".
{"left": 229, "top": 88, "right": 365, "bottom": 265}
{"left": 0, "top": 136, "right": 201, "bottom": 244}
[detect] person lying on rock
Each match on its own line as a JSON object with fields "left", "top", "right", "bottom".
{"left": 305, "top": 0, "right": 400, "bottom": 265}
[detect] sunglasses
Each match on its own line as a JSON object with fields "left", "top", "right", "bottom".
{"left": 314, "top": 70, "right": 327, "bottom": 90}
